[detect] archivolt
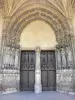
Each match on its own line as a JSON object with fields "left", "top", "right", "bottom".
{"left": 5, "top": 3, "right": 73, "bottom": 47}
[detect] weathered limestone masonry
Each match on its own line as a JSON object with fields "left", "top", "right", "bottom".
{"left": 56, "top": 35, "right": 75, "bottom": 95}
{"left": 0, "top": 0, "right": 75, "bottom": 95}
{"left": 0, "top": 34, "right": 20, "bottom": 93}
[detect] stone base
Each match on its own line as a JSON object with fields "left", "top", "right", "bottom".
{"left": 68, "top": 92, "right": 75, "bottom": 95}
{"left": 56, "top": 69, "right": 75, "bottom": 95}
{"left": 56, "top": 90, "right": 75, "bottom": 95}
{"left": 34, "top": 85, "right": 42, "bottom": 93}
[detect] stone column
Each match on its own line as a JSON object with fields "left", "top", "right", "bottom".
{"left": 61, "top": 48, "right": 66, "bottom": 69}
{"left": 15, "top": 48, "right": 20, "bottom": 91}
{"left": 0, "top": 34, "right": 6, "bottom": 69}
{"left": 34, "top": 47, "right": 42, "bottom": 93}
{"left": 0, "top": 34, "right": 6, "bottom": 93}
{"left": 55, "top": 47, "right": 62, "bottom": 69}
{"left": 69, "top": 34, "right": 75, "bottom": 69}
{"left": 15, "top": 49, "right": 19, "bottom": 69}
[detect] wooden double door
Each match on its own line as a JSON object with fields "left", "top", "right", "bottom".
{"left": 20, "top": 50, "right": 56, "bottom": 91}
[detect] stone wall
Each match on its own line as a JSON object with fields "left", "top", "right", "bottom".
{"left": 56, "top": 69, "right": 75, "bottom": 94}
{"left": 56, "top": 45, "right": 75, "bottom": 95}
{"left": 0, "top": 46, "right": 20, "bottom": 93}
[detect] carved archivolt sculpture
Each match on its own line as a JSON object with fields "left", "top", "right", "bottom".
{"left": 2, "top": 0, "right": 74, "bottom": 47}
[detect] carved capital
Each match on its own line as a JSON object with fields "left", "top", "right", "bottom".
{"left": 35, "top": 47, "right": 41, "bottom": 52}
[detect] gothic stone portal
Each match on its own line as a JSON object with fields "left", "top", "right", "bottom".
{"left": 20, "top": 50, "right": 56, "bottom": 91}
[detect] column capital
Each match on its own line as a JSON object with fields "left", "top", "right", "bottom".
{"left": 35, "top": 46, "right": 41, "bottom": 52}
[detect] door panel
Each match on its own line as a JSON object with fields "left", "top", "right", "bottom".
{"left": 48, "top": 71, "right": 56, "bottom": 90}
{"left": 29, "top": 71, "right": 35, "bottom": 90}
{"left": 41, "top": 51, "right": 56, "bottom": 91}
{"left": 20, "top": 51, "right": 35, "bottom": 91}
{"left": 41, "top": 71, "right": 47, "bottom": 88}
{"left": 20, "top": 71, "right": 28, "bottom": 91}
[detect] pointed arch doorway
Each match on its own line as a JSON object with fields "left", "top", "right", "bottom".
{"left": 20, "top": 21, "right": 57, "bottom": 91}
